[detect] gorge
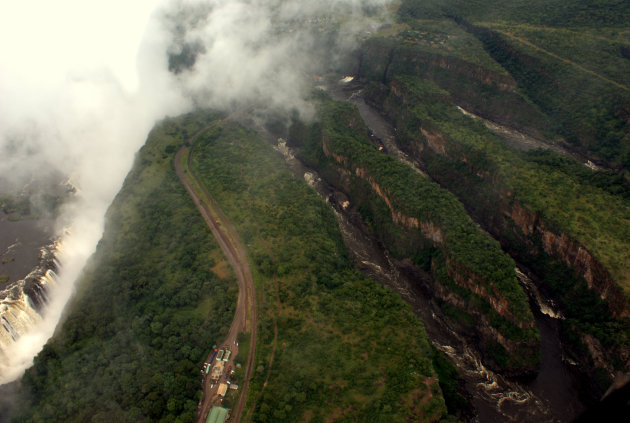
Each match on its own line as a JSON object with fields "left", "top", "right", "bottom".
{"left": 2, "top": 1, "right": 630, "bottom": 422}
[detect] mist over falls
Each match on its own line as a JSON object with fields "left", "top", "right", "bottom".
{"left": 0, "top": 0, "right": 392, "bottom": 385}
{"left": 3, "top": 1, "right": 629, "bottom": 422}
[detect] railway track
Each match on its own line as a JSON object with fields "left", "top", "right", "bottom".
{"left": 174, "top": 123, "right": 257, "bottom": 423}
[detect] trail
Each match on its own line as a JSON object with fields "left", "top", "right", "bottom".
{"left": 174, "top": 125, "right": 257, "bottom": 423}
{"left": 245, "top": 277, "right": 279, "bottom": 423}
{"left": 238, "top": 184, "right": 280, "bottom": 423}
{"left": 494, "top": 29, "right": 630, "bottom": 92}
{"left": 485, "top": 23, "right": 630, "bottom": 45}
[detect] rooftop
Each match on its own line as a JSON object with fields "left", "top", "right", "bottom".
{"left": 206, "top": 406, "right": 229, "bottom": 423}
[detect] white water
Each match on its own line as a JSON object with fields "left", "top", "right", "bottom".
{"left": 286, "top": 83, "right": 584, "bottom": 421}
{"left": 0, "top": 0, "right": 187, "bottom": 384}
{"left": 273, "top": 135, "right": 560, "bottom": 421}
{"left": 516, "top": 268, "right": 564, "bottom": 320}
{"left": 0, "top": 0, "right": 396, "bottom": 385}
{"left": 0, "top": 241, "right": 59, "bottom": 383}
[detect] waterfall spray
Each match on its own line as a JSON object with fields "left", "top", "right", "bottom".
{"left": 0, "top": 240, "right": 60, "bottom": 383}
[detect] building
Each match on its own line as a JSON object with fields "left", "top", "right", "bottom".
{"left": 217, "top": 383, "right": 228, "bottom": 397}
{"left": 210, "top": 360, "right": 225, "bottom": 382}
{"left": 205, "top": 406, "right": 229, "bottom": 423}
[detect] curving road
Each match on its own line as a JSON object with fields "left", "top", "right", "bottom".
{"left": 174, "top": 126, "right": 257, "bottom": 423}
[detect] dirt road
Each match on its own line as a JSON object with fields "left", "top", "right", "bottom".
{"left": 174, "top": 127, "right": 257, "bottom": 423}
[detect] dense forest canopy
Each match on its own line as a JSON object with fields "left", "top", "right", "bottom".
{"left": 8, "top": 1, "right": 630, "bottom": 422}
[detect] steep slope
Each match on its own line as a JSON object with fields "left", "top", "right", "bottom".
{"left": 189, "top": 121, "right": 447, "bottom": 422}
{"left": 352, "top": 0, "right": 630, "bottom": 394}
{"left": 289, "top": 95, "right": 540, "bottom": 375}
{"left": 13, "top": 112, "right": 449, "bottom": 422}
{"left": 14, "top": 111, "right": 237, "bottom": 422}
{"left": 396, "top": 0, "right": 630, "bottom": 169}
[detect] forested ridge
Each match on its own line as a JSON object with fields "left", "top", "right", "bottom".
{"left": 369, "top": 75, "right": 630, "bottom": 371}
{"left": 354, "top": 0, "right": 630, "bottom": 394}
{"left": 289, "top": 95, "right": 539, "bottom": 374}
{"left": 10, "top": 1, "right": 630, "bottom": 421}
{"left": 190, "top": 122, "right": 451, "bottom": 421}
{"left": 14, "top": 112, "right": 236, "bottom": 422}
{"left": 13, "top": 113, "right": 454, "bottom": 422}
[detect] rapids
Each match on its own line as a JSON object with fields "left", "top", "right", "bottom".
{"left": 268, "top": 81, "right": 588, "bottom": 421}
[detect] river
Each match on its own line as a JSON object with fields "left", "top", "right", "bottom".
{"left": 267, "top": 79, "right": 588, "bottom": 422}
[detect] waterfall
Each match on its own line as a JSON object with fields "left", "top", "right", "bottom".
{"left": 515, "top": 268, "right": 564, "bottom": 320}
{"left": 0, "top": 240, "right": 61, "bottom": 383}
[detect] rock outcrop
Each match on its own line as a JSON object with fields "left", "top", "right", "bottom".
{"left": 303, "top": 106, "right": 540, "bottom": 374}
{"left": 506, "top": 201, "right": 628, "bottom": 318}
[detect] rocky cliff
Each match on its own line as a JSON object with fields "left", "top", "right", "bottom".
{"left": 506, "top": 201, "right": 628, "bottom": 318}
{"left": 291, "top": 97, "right": 540, "bottom": 375}
{"left": 358, "top": 37, "right": 552, "bottom": 142}
{"left": 361, "top": 75, "right": 630, "bottom": 387}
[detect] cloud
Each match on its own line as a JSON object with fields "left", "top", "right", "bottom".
{"left": 0, "top": 0, "right": 187, "bottom": 384}
{"left": 0, "top": 0, "right": 392, "bottom": 384}
{"left": 164, "top": 0, "right": 393, "bottom": 117}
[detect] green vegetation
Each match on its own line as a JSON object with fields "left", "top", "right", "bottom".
{"left": 465, "top": 22, "right": 630, "bottom": 167}
{"left": 14, "top": 111, "right": 237, "bottom": 423}
{"left": 355, "top": 3, "right": 630, "bottom": 372}
{"left": 12, "top": 109, "right": 454, "bottom": 422}
{"left": 486, "top": 23, "right": 630, "bottom": 89}
{"left": 289, "top": 94, "right": 539, "bottom": 372}
{"left": 375, "top": 18, "right": 507, "bottom": 74}
{"left": 0, "top": 195, "right": 31, "bottom": 216}
{"left": 366, "top": 72, "right": 630, "bottom": 367}
{"left": 359, "top": 33, "right": 554, "bottom": 143}
{"left": 234, "top": 331, "right": 250, "bottom": 369}
{"left": 430, "top": 347, "right": 468, "bottom": 416}
{"left": 378, "top": 75, "right": 630, "bottom": 297}
{"left": 352, "top": 1, "right": 630, "bottom": 385}
{"left": 398, "top": 0, "right": 630, "bottom": 28}
{"left": 390, "top": 0, "right": 630, "bottom": 168}
{"left": 189, "top": 122, "right": 448, "bottom": 421}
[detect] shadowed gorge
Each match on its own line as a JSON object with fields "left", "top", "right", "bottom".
{"left": 188, "top": 121, "right": 447, "bottom": 421}
{"left": 288, "top": 95, "right": 540, "bottom": 376}
{"left": 350, "top": 0, "right": 630, "bottom": 415}
{"left": 4, "top": 1, "right": 630, "bottom": 422}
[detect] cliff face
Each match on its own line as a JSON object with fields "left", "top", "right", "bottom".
{"left": 373, "top": 75, "right": 629, "bottom": 315}
{"left": 363, "top": 80, "right": 630, "bottom": 380}
{"left": 359, "top": 38, "right": 551, "bottom": 140}
{"left": 503, "top": 200, "right": 629, "bottom": 374}
{"left": 421, "top": 128, "right": 447, "bottom": 156}
{"left": 506, "top": 201, "right": 628, "bottom": 318}
{"left": 308, "top": 116, "right": 540, "bottom": 374}
{"left": 390, "top": 47, "right": 517, "bottom": 93}
{"left": 417, "top": 127, "right": 628, "bottom": 321}
{"left": 360, "top": 38, "right": 516, "bottom": 91}
{"left": 349, "top": 17, "right": 630, "bottom": 383}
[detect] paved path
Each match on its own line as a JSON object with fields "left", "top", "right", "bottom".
{"left": 174, "top": 126, "right": 257, "bottom": 423}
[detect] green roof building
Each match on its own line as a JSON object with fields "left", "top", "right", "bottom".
{"left": 206, "top": 407, "right": 229, "bottom": 423}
